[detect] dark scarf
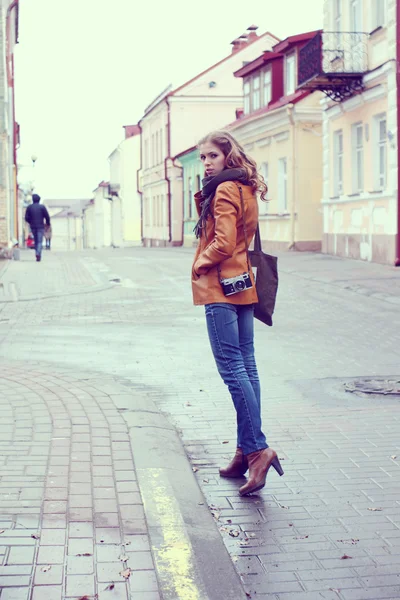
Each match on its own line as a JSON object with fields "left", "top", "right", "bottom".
{"left": 193, "top": 168, "right": 249, "bottom": 238}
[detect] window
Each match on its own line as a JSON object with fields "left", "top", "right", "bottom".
{"left": 278, "top": 158, "right": 288, "bottom": 212}
{"left": 159, "top": 128, "right": 163, "bottom": 163}
{"left": 352, "top": 123, "right": 364, "bottom": 193}
{"left": 244, "top": 80, "right": 250, "bottom": 114}
{"left": 144, "top": 140, "right": 149, "bottom": 169}
{"left": 188, "top": 177, "right": 193, "bottom": 220}
{"left": 259, "top": 162, "right": 269, "bottom": 214}
{"left": 350, "top": 0, "right": 362, "bottom": 30}
{"left": 375, "top": 114, "right": 387, "bottom": 189}
{"left": 252, "top": 75, "right": 261, "bottom": 111}
{"left": 333, "top": 130, "right": 344, "bottom": 196}
{"left": 155, "top": 132, "right": 159, "bottom": 165}
{"left": 334, "top": 0, "right": 342, "bottom": 30}
{"left": 285, "top": 53, "right": 296, "bottom": 96}
{"left": 151, "top": 134, "right": 155, "bottom": 167}
{"left": 263, "top": 69, "right": 272, "bottom": 106}
{"left": 372, "top": 0, "right": 386, "bottom": 29}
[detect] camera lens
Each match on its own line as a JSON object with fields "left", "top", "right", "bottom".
{"left": 235, "top": 280, "right": 245, "bottom": 291}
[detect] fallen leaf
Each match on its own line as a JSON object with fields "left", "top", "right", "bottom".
{"left": 76, "top": 553, "right": 92, "bottom": 557}
{"left": 203, "top": 479, "right": 209, "bottom": 483}
{"left": 0, "top": 530, "right": 4, "bottom": 534}
{"left": 119, "top": 554, "right": 129, "bottom": 562}
{"left": 337, "top": 539, "right": 359, "bottom": 545}
{"left": 78, "top": 596, "right": 90, "bottom": 600}
{"left": 249, "top": 533, "right": 256, "bottom": 538}
{"left": 288, "top": 523, "right": 293, "bottom": 527}
{"left": 192, "top": 467, "right": 198, "bottom": 473}
{"left": 295, "top": 535, "right": 309, "bottom": 540}
{"left": 238, "top": 540, "right": 250, "bottom": 547}
{"left": 229, "top": 529, "right": 240, "bottom": 537}
{"left": 367, "top": 507, "right": 382, "bottom": 512}
{"left": 31, "top": 534, "right": 40, "bottom": 539}
{"left": 227, "top": 519, "right": 232, "bottom": 524}
{"left": 186, "top": 402, "right": 192, "bottom": 406}
{"left": 391, "top": 455, "right": 397, "bottom": 460}
{"left": 104, "top": 583, "right": 115, "bottom": 591}
{"left": 222, "top": 441, "right": 229, "bottom": 444}
{"left": 329, "top": 589, "right": 340, "bottom": 594}
{"left": 198, "top": 502, "right": 204, "bottom": 505}
{"left": 341, "top": 554, "right": 352, "bottom": 560}
{"left": 120, "top": 568, "right": 131, "bottom": 579}
{"left": 41, "top": 565, "right": 51, "bottom": 572}
{"left": 210, "top": 510, "right": 220, "bottom": 520}
{"left": 278, "top": 504, "right": 289, "bottom": 509}
{"left": 245, "top": 592, "right": 251, "bottom": 598}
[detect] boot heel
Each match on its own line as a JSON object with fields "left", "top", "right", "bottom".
{"left": 271, "top": 456, "right": 284, "bottom": 476}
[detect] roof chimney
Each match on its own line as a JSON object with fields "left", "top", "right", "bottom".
{"left": 247, "top": 24, "right": 259, "bottom": 42}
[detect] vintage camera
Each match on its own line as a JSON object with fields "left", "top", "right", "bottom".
{"left": 220, "top": 272, "right": 253, "bottom": 296}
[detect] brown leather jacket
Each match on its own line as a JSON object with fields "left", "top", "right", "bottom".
{"left": 191, "top": 181, "right": 259, "bottom": 306}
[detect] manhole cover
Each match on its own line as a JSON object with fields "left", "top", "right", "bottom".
{"left": 344, "top": 379, "right": 400, "bottom": 396}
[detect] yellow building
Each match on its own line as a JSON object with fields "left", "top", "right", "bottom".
{"left": 298, "top": 0, "right": 398, "bottom": 264}
{"left": 229, "top": 32, "right": 324, "bottom": 252}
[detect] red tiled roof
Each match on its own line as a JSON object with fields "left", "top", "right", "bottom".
{"left": 272, "top": 30, "right": 321, "bottom": 53}
{"left": 227, "top": 90, "right": 310, "bottom": 129}
{"left": 234, "top": 51, "right": 283, "bottom": 78}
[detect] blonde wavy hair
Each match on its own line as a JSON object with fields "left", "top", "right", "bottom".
{"left": 198, "top": 130, "right": 268, "bottom": 202}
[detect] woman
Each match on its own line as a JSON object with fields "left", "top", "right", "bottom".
{"left": 191, "top": 131, "right": 283, "bottom": 496}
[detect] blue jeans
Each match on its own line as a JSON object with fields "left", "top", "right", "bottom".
{"left": 31, "top": 228, "right": 44, "bottom": 257}
{"left": 205, "top": 303, "right": 268, "bottom": 455}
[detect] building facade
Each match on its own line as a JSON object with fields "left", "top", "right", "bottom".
{"left": 0, "top": 0, "right": 19, "bottom": 253}
{"left": 83, "top": 181, "right": 111, "bottom": 249}
{"left": 180, "top": 32, "right": 324, "bottom": 252}
{"left": 138, "top": 26, "right": 280, "bottom": 247}
{"left": 298, "top": 0, "right": 399, "bottom": 263}
{"left": 108, "top": 124, "right": 142, "bottom": 247}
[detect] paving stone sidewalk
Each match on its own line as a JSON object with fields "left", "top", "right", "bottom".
{"left": 0, "top": 365, "right": 159, "bottom": 600}
{"left": 1, "top": 247, "right": 400, "bottom": 600}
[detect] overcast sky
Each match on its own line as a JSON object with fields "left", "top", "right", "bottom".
{"left": 15, "top": 0, "right": 323, "bottom": 200}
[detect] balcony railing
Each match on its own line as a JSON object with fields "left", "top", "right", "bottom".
{"left": 298, "top": 31, "right": 369, "bottom": 101}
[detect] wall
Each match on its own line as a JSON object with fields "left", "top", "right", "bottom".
{"left": 322, "top": 0, "right": 398, "bottom": 263}
{"left": 119, "top": 134, "right": 142, "bottom": 245}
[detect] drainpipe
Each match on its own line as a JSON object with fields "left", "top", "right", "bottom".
{"left": 165, "top": 96, "right": 172, "bottom": 243}
{"left": 395, "top": 0, "right": 400, "bottom": 266}
{"left": 136, "top": 122, "right": 144, "bottom": 244}
{"left": 6, "top": 0, "right": 19, "bottom": 242}
{"left": 287, "top": 104, "right": 297, "bottom": 250}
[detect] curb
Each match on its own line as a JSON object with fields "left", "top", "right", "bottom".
{"left": 113, "top": 393, "right": 248, "bottom": 600}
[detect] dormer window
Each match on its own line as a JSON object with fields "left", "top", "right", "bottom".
{"left": 285, "top": 52, "right": 296, "bottom": 95}
{"left": 263, "top": 69, "right": 272, "bottom": 106}
{"left": 244, "top": 79, "right": 251, "bottom": 114}
{"left": 253, "top": 75, "right": 261, "bottom": 111}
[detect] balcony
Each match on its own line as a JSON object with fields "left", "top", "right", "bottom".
{"left": 298, "top": 31, "right": 369, "bottom": 102}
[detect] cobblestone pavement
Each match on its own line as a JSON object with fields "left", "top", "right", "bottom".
{"left": 1, "top": 248, "right": 400, "bottom": 599}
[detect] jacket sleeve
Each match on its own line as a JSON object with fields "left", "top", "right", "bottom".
{"left": 193, "top": 182, "right": 239, "bottom": 275}
{"left": 25, "top": 205, "right": 31, "bottom": 223}
{"left": 43, "top": 206, "right": 51, "bottom": 226}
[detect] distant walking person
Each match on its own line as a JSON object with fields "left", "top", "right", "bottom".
{"left": 25, "top": 194, "right": 50, "bottom": 262}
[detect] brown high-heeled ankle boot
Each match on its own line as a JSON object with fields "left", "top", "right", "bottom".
{"left": 239, "top": 448, "right": 283, "bottom": 496}
{"left": 219, "top": 448, "right": 249, "bottom": 478}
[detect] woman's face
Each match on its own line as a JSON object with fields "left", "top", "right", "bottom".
{"left": 199, "top": 142, "right": 226, "bottom": 177}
